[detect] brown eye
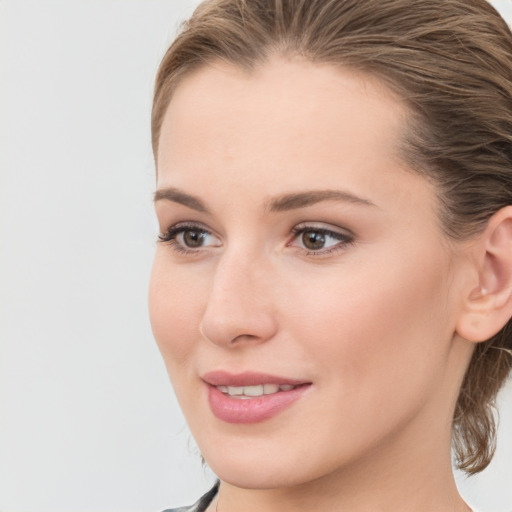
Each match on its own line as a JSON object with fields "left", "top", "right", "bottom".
{"left": 301, "top": 230, "right": 326, "bottom": 250}
{"left": 290, "top": 225, "right": 354, "bottom": 255}
{"left": 158, "top": 224, "right": 221, "bottom": 252}
{"left": 182, "top": 229, "right": 207, "bottom": 247}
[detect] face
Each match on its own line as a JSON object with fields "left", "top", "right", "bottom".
{"left": 149, "top": 57, "right": 472, "bottom": 489}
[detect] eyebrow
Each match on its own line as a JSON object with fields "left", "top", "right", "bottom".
{"left": 153, "top": 187, "right": 375, "bottom": 213}
{"left": 266, "top": 189, "right": 376, "bottom": 212}
{"left": 154, "top": 187, "right": 210, "bottom": 213}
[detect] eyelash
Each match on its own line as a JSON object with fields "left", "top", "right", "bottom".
{"left": 158, "top": 223, "right": 355, "bottom": 257}
{"left": 289, "top": 225, "right": 355, "bottom": 256}
{"left": 158, "top": 222, "right": 216, "bottom": 255}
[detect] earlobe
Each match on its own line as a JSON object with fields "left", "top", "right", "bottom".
{"left": 456, "top": 206, "right": 512, "bottom": 343}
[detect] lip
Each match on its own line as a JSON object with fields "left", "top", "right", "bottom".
{"left": 202, "top": 370, "right": 308, "bottom": 387}
{"left": 202, "top": 371, "right": 312, "bottom": 424}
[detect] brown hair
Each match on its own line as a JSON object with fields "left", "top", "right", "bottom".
{"left": 152, "top": 0, "right": 512, "bottom": 474}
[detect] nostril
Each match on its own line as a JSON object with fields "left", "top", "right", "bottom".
{"left": 230, "top": 333, "right": 261, "bottom": 344}
{"left": 199, "top": 307, "right": 278, "bottom": 348}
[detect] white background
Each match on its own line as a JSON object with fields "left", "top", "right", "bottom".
{"left": 0, "top": 1, "right": 511, "bottom": 511}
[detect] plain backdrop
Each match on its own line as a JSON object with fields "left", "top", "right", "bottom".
{"left": 1, "top": 1, "right": 511, "bottom": 511}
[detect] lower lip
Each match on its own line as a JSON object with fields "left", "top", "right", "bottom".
{"left": 207, "top": 384, "right": 310, "bottom": 424}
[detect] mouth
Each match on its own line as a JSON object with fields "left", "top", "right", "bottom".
{"left": 202, "top": 371, "right": 312, "bottom": 424}
{"left": 215, "top": 383, "right": 303, "bottom": 399}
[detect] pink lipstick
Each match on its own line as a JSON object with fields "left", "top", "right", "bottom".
{"left": 202, "top": 371, "right": 311, "bottom": 424}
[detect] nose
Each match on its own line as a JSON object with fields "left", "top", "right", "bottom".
{"left": 199, "top": 251, "right": 278, "bottom": 348}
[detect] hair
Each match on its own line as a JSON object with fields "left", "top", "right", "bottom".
{"left": 152, "top": 0, "right": 512, "bottom": 474}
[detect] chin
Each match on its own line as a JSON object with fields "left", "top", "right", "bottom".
{"left": 210, "top": 461, "right": 313, "bottom": 490}
{"left": 197, "top": 434, "right": 349, "bottom": 491}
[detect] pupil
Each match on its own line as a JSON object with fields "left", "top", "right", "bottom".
{"left": 184, "top": 230, "right": 205, "bottom": 247}
{"left": 302, "top": 231, "right": 325, "bottom": 250}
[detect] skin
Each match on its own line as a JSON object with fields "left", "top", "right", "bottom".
{"left": 149, "top": 56, "right": 478, "bottom": 511}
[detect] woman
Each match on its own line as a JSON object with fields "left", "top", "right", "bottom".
{"left": 149, "top": 1, "right": 512, "bottom": 510}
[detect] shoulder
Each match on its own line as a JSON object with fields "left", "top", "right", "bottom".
{"left": 161, "top": 482, "right": 219, "bottom": 512}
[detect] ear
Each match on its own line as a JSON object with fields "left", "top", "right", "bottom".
{"left": 456, "top": 206, "right": 512, "bottom": 343}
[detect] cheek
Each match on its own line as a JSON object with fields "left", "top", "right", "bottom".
{"left": 284, "top": 248, "right": 454, "bottom": 398}
{"left": 148, "top": 252, "right": 205, "bottom": 370}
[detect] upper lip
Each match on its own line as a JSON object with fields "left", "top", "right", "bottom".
{"left": 202, "top": 370, "right": 310, "bottom": 387}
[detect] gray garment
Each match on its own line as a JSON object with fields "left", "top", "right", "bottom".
{"left": 162, "top": 482, "right": 219, "bottom": 512}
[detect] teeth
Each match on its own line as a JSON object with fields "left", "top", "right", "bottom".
{"left": 263, "top": 384, "right": 279, "bottom": 394}
{"left": 227, "top": 386, "right": 244, "bottom": 396}
{"left": 218, "top": 384, "right": 297, "bottom": 398}
{"left": 243, "top": 385, "right": 264, "bottom": 397}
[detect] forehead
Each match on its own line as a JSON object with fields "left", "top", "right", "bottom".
{"left": 156, "top": 56, "right": 425, "bottom": 214}
{"left": 158, "top": 57, "right": 408, "bottom": 168}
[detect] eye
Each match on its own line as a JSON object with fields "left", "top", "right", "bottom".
{"left": 180, "top": 229, "right": 209, "bottom": 248}
{"left": 290, "top": 225, "right": 354, "bottom": 255}
{"left": 158, "top": 223, "right": 221, "bottom": 253}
